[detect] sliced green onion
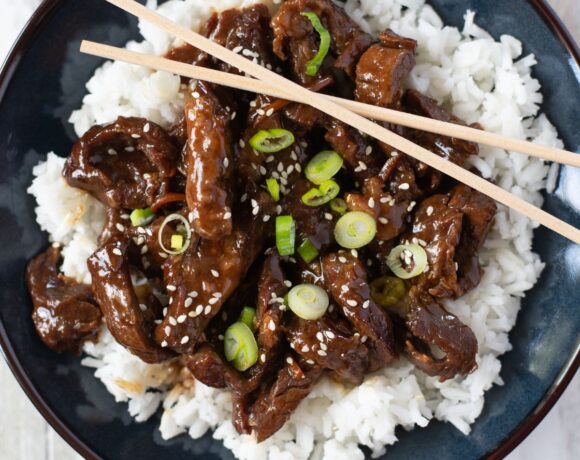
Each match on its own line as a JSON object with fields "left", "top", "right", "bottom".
{"left": 301, "top": 179, "right": 340, "bottom": 207}
{"left": 224, "top": 322, "right": 259, "bottom": 371}
{"left": 266, "top": 178, "right": 280, "bottom": 202}
{"left": 249, "top": 128, "right": 295, "bottom": 153}
{"left": 297, "top": 239, "right": 319, "bottom": 263}
{"left": 287, "top": 284, "right": 329, "bottom": 320}
{"left": 330, "top": 198, "right": 347, "bottom": 214}
{"left": 305, "top": 151, "right": 343, "bottom": 185}
{"left": 239, "top": 307, "right": 256, "bottom": 330}
{"left": 276, "top": 215, "right": 296, "bottom": 256}
{"left": 301, "top": 12, "right": 331, "bottom": 77}
{"left": 158, "top": 213, "right": 192, "bottom": 255}
{"left": 387, "top": 244, "right": 428, "bottom": 279}
{"left": 170, "top": 234, "right": 184, "bottom": 250}
{"left": 334, "top": 211, "right": 377, "bottom": 249}
{"left": 370, "top": 276, "right": 407, "bottom": 308}
{"left": 130, "top": 207, "right": 154, "bottom": 227}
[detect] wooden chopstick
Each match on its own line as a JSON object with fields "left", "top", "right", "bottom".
{"left": 81, "top": 40, "right": 580, "bottom": 169}
{"left": 100, "top": 0, "right": 580, "bottom": 245}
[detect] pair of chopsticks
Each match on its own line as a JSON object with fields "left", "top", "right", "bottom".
{"left": 84, "top": 0, "right": 580, "bottom": 244}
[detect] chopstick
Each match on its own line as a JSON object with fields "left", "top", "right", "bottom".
{"left": 100, "top": 0, "right": 580, "bottom": 245}
{"left": 81, "top": 40, "right": 580, "bottom": 169}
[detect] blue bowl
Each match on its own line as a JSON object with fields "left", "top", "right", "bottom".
{"left": 0, "top": 1, "right": 578, "bottom": 459}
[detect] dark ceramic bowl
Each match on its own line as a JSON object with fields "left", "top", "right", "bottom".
{"left": 0, "top": 1, "right": 578, "bottom": 459}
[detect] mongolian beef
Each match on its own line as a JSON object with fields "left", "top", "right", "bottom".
{"left": 26, "top": 0, "right": 497, "bottom": 441}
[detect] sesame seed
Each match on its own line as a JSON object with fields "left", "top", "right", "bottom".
{"left": 159, "top": 252, "right": 168, "bottom": 259}
{"left": 263, "top": 215, "right": 271, "bottom": 222}
{"left": 131, "top": 134, "right": 141, "bottom": 139}
{"left": 362, "top": 300, "right": 370, "bottom": 309}
{"left": 177, "top": 315, "right": 187, "bottom": 323}
{"left": 208, "top": 297, "right": 219, "bottom": 306}
{"left": 268, "top": 320, "right": 276, "bottom": 331}
{"left": 184, "top": 298, "right": 193, "bottom": 308}
{"left": 166, "top": 285, "right": 177, "bottom": 292}
{"left": 316, "top": 332, "right": 324, "bottom": 342}
{"left": 250, "top": 101, "right": 257, "bottom": 107}
{"left": 139, "top": 304, "right": 147, "bottom": 312}
{"left": 306, "top": 359, "right": 315, "bottom": 365}
{"left": 284, "top": 280, "right": 292, "bottom": 288}
{"left": 365, "top": 146, "right": 372, "bottom": 156}
{"left": 317, "top": 350, "right": 327, "bottom": 356}
{"left": 125, "top": 146, "right": 135, "bottom": 152}
{"left": 218, "top": 334, "right": 224, "bottom": 341}
{"left": 399, "top": 183, "right": 410, "bottom": 190}
{"left": 301, "top": 345, "right": 310, "bottom": 353}
{"left": 266, "top": 108, "right": 274, "bottom": 117}
{"left": 361, "top": 335, "right": 368, "bottom": 343}
{"left": 230, "top": 112, "right": 237, "bottom": 120}
{"left": 188, "top": 311, "right": 195, "bottom": 318}
{"left": 181, "top": 336, "right": 190, "bottom": 344}
{"left": 325, "top": 213, "right": 333, "bottom": 221}
{"left": 368, "top": 197, "right": 375, "bottom": 208}
{"left": 346, "top": 299, "right": 357, "bottom": 307}
{"left": 195, "top": 305, "right": 203, "bottom": 315}
{"left": 161, "top": 341, "right": 168, "bottom": 347}
{"left": 320, "top": 342, "right": 328, "bottom": 351}
{"left": 241, "top": 193, "right": 248, "bottom": 203}
{"left": 325, "top": 331, "right": 336, "bottom": 339}
{"left": 211, "top": 270, "right": 219, "bottom": 278}
{"left": 426, "top": 206, "right": 434, "bottom": 216}
{"left": 164, "top": 326, "right": 171, "bottom": 335}
{"left": 259, "top": 165, "right": 267, "bottom": 175}
{"left": 169, "top": 317, "right": 177, "bottom": 326}
{"left": 143, "top": 123, "right": 150, "bottom": 133}
{"left": 286, "top": 357, "right": 294, "bottom": 365}
{"left": 223, "top": 157, "right": 229, "bottom": 168}
{"left": 192, "top": 91, "right": 200, "bottom": 99}
{"left": 407, "top": 201, "right": 416, "bottom": 212}
{"left": 107, "top": 148, "right": 117, "bottom": 156}
{"left": 379, "top": 217, "right": 389, "bottom": 225}
{"left": 295, "top": 163, "right": 302, "bottom": 173}
{"left": 256, "top": 109, "right": 266, "bottom": 116}
{"left": 351, "top": 249, "right": 358, "bottom": 257}
{"left": 204, "top": 306, "right": 212, "bottom": 315}
{"left": 260, "top": 353, "right": 266, "bottom": 363}
{"left": 188, "top": 291, "right": 198, "bottom": 298}
{"left": 112, "top": 248, "right": 122, "bottom": 256}
{"left": 239, "top": 139, "right": 246, "bottom": 148}
{"left": 341, "top": 285, "right": 349, "bottom": 293}
{"left": 338, "top": 256, "right": 347, "bottom": 263}
{"left": 140, "top": 245, "right": 149, "bottom": 255}
{"left": 224, "top": 211, "right": 232, "bottom": 220}
{"left": 252, "top": 207, "right": 260, "bottom": 216}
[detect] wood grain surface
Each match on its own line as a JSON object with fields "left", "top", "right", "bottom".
{"left": 0, "top": 1, "right": 578, "bottom": 459}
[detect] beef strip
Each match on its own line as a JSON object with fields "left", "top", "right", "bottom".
{"left": 405, "top": 288, "right": 478, "bottom": 381}
{"left": 87, "top": 236, "right": 173, "bottom": 363}
{"left": 26, "top": 246, "right": 101, "bottom": 353}
{"left": 206, "top": 4, "right": 277, "bottom": 74}
{"left": 403, "top": 90, "right": 479, "bottom": 168}
{"left": 405, "top": 184, "right": 496, "bottom": 298}
{"left": 63, "top": 117, "right": 177, "bottom": 209}
{"left": 272, "top": 0, "right": 373, "bottom": 83}
{"left": 184, "top": 82, "right": 234, "bottom": 240}
{"left": 346, "top": 176, "right": 411, "bottom": 242}
{"left": 355, "top": 30, "right": 416, "bottom": 109}
{"left": 321, "top": 252, "right": 397, "bottom": 370}
{"left": 248, "top": 358, "right": 323, "bottom": 442}
{"left": 286, "top": 312, "right": 368, "bottom": 385}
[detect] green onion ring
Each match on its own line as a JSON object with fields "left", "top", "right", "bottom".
{"left": 287, "top": 284, "right": 329, "bottom": 320}
{"left": 297, "top": 239, "right": 319, "bottom": 263}
{"left": 224, "top": 322, "right": 259, "bottom": 371}
{"left": 276, "top": 215, "right": 296, "bottom": 256}
{"left": 370, "top": 276, "right": 407, "bottom": 308}
{"left": 301, "top": 179, "right": 340, "bottom": 207}
{"left": 334, "top": 211, "right": 377, "bottom": 249}
{"left": 301, "top": 12, "right": 331, "bottom": 77}
{"left": 130, "top": 207, "right": 155, "bottom": 227}
{"left": 386, "top": 244, "right": 428, "bottom": 279}
{"left": 158, "top": 213, "right": 192, "bottom": 255}
{"left": 330, "top": 198, "right": 347, "bottom": 214}
{"left": 266, "top": 178, "right": 280, "bottom": 202}
{"left": 305, "top": 151, "right": 343, "bottom": 185}
{"left": 249, "top": 128, "right": 295, "bottom": 153}
{"left": 239, "top": 307, "right": 256, "bottom": 330}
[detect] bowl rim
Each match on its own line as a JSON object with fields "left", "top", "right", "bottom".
{"left": 0, "top": 0, "right": 578, "bottom": 459}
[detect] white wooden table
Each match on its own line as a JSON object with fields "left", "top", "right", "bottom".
{"left": 0, "top": 1, "right": 578, "bottom": 459}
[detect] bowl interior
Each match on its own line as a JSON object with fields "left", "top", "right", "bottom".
{"left": 0, "top": 0, "right": 578, "bottom": 459}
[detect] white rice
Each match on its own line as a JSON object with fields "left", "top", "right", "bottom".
{"left": 27, "top": 0, "right": 565, "bottom": 458}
